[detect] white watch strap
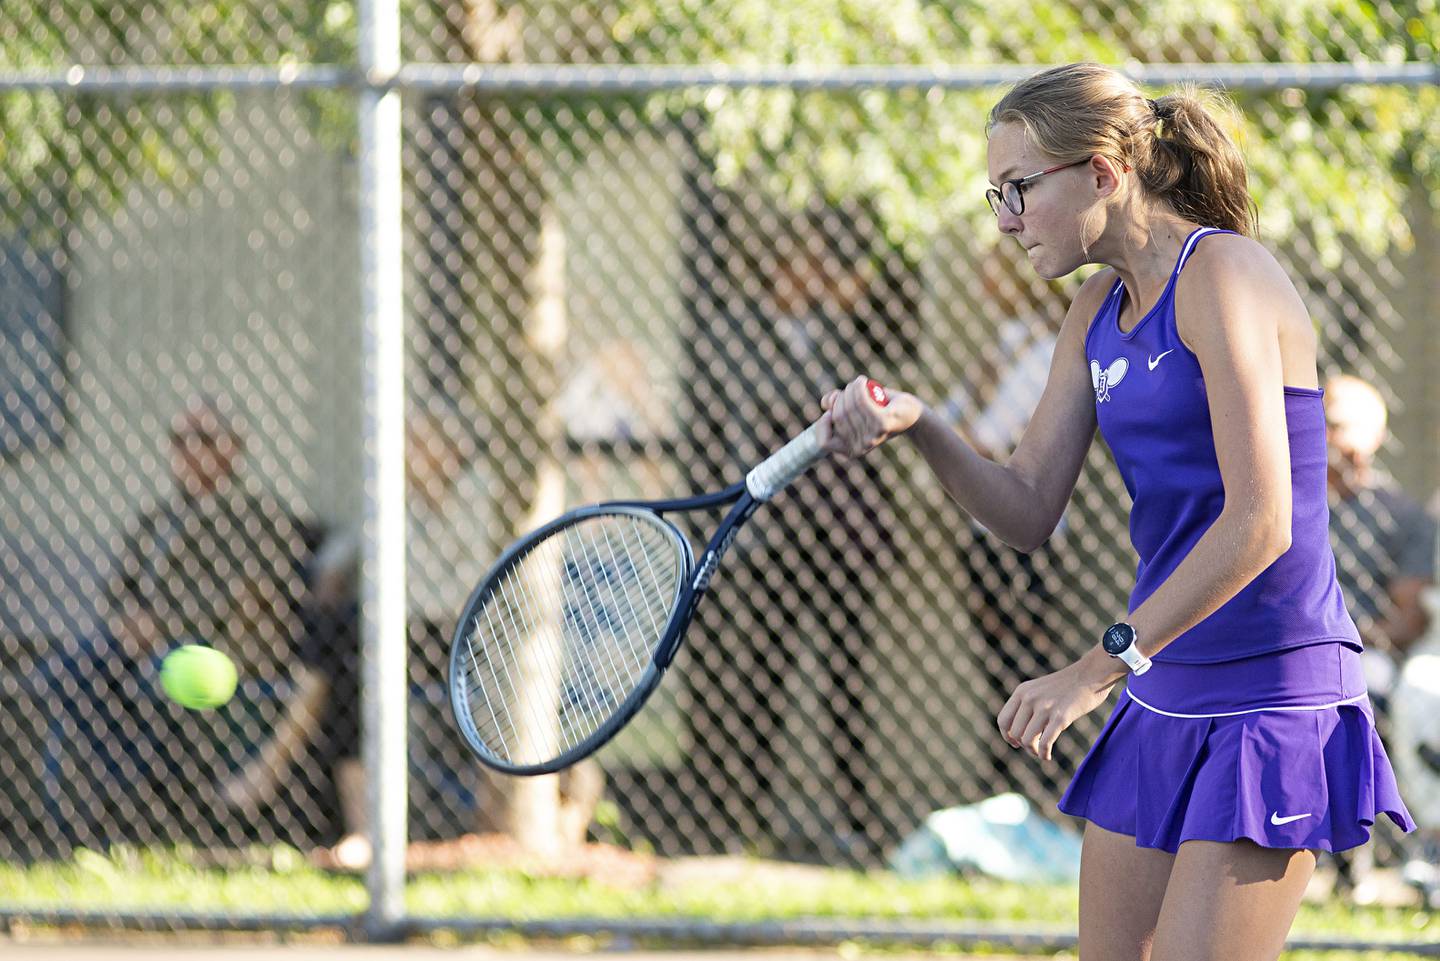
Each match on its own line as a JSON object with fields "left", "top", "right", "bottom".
{"left": 1116, "top": 644, "right": 1152, "bottom": 675}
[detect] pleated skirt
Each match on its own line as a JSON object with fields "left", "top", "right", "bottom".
{"left": 1058, "top": 642, "right": 1414, "bottom": 853}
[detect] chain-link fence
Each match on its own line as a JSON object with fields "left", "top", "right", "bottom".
{"left": 1, "top": 0, "right": 1437, "bottom": 945}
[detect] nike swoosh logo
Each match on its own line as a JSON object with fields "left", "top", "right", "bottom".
{"left": 1148, "top": 350, "right": 1175, "bottom": 371}
{"left": 1270, "top": 812, "right": 1311, "bottom": 826}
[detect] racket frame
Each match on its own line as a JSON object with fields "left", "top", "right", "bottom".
{"left": 448, "top": 484, "right": 758, "bottom": 775}
{"left": 448, "top": 378, "right": 888, "bottom": 775}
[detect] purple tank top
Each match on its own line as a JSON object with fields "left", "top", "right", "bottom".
{"left": 1083, "top": 227, "right": 1360, "bottom": 663}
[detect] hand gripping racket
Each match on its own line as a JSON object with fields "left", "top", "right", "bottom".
{"left": 449, "top": 379, "right": 890, "bottom": 775}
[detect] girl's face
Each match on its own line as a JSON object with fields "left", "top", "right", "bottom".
{"left": 986, "top": 122, "right": 1104, "bottom": 280}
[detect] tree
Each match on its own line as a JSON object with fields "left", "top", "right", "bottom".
{"left": 0, "top": 1, "right": 354, "bottom": 234}
{"left": 609, "top": 0, "right": 1438, "bottom": 264}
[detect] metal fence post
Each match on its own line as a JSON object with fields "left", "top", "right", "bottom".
{"left": 358, "top": 0, "right": 406, "bottom": 941}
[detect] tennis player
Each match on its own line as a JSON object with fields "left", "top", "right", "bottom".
{"left": 817, "top": 62, "right": 1414, "bottom": 960}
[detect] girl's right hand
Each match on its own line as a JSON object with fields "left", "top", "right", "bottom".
{"left": 817, "top": 376, "right": 925, "bottom": 460}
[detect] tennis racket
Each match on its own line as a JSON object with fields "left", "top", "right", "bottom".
{"left": 448, "top": 379, "right": 890, "bottom": 775}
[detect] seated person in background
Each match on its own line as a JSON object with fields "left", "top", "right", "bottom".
{"left": 221, "top": 527, "right": 362, "bottom": 864}
{"left": 1324, "top": 376, "right": 1434, "bottom": 674}
{"left": 231, "top": 405, "right": 487, "bottom": 870}
{"left": 229, "top": 403, "right": 608, "bottom": 870}
{"left": 1322, "top": 375, "right": 1436, "bottom": 901}
{"left": 101, "top": 395, "right": 321, "bottom": 846}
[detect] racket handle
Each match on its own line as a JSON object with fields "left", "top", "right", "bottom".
{"left": 746, "top": 422, "right": 823, "bottom": 501}
{"left": 746, "top": 379, "right": 889, "bottom": 502}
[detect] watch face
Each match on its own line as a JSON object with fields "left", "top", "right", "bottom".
{"left": 1103, "top": 623, "right": 1135, "bottom": 655}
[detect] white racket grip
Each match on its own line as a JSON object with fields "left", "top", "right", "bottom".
{"left": 744, "top": 380, "right": 890, "bottom": 502}
{"left": 745, "top": 422, "right": 824, "bottom": 501}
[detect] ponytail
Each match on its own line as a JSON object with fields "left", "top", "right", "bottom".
{"left": 1137, "top": 90, "right": 1257, "bottom": 237}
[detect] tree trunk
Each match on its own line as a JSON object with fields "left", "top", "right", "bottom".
{"left": 439, "top": 3, "right": 606, "bottom": 855}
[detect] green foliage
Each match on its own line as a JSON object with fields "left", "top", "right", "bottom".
{"left": 613, "top": 0, "right": 1439, "bottom": 263}
{"left": 0, "top": 0, "right": 357, "bottom": 232}
{"left": 1, "top": 1, "right": 1433, "bottom": 262}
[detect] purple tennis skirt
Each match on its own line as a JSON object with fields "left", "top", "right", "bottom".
{"left": 1058, "top": 642, "right": 1415, "bottom": 853}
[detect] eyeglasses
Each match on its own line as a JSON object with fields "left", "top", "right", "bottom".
{"left": 985, "top": 158, "right": 1092, "bottom": 216}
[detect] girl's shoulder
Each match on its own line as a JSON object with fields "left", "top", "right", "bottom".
{"left": 1174, "top": 231, "right": 1313, "bottom": 362}
{"left": 1178, "top": 231, "right": 1288, "bottom": 291}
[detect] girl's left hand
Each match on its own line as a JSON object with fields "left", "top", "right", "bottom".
{"left": 997, "top": 658, "right": 1120, "bottom": 761}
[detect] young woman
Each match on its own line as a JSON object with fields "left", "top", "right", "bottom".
{"left": 817, "top": 62, "right": 1414, "bottom": 961}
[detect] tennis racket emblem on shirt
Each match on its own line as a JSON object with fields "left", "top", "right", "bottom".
{"left": 1090, "top": 358, "right": 1129, "bottom": 403}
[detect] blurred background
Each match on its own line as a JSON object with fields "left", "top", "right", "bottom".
{"left": 0, "top": 0, "right": 1436, "bottom": 952}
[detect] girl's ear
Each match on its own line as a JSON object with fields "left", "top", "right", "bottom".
{"left": 1090, "top": 155, "right": 1126, "bottom": 200}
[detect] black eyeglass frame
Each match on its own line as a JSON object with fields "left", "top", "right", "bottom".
{"left": 985, "top": 158, "right": 1093, "bottom": 216}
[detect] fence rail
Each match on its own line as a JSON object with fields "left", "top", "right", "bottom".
{"left": 2, "top": 61, "right": 1437, "bottom": 93}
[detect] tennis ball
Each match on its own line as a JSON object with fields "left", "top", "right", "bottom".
{"left": 161, "top": 644, "right": 238, "bottom": 711}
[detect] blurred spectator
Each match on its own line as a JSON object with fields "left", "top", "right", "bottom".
{"left": 939, "top": 251, "right": 1073, "bottom": 800}
{"left": 97, "top": 395, "right": 323, "bottom": 847}
{"left": 404, "top": 404, "right": 608, "bottom": 853}
{"left": 676, "top": 198, "right": 915, "bottom": 863}
{"left": 1321, "top": 374, "right": 1437, "bottom": 901}
{"left": 745, "top": 234, "right": 891, "bottom": 862}
{"left": 405, "top": 405, "right": 501, "bottom": 842}
{"left": 228, "top": 405, "right": 479, "bottom": 869}
{"left": 105, "top": 396, "right": 318, "bottom": 669}
{"left": 943, "top": 308, "right": 1060, "bottom": 463}
{"left": 1324, "top": 375, "right": 1435, "bottom": 665}
{"left": 220, "top": 526, "right": 361, "bottom": 862}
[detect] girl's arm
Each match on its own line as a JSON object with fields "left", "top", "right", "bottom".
{"left": 821, "top": 269, "right": 1113, "bottom": 552}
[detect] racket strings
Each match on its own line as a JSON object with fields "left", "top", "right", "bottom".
{"left": 459, "top": 512, "right": 686, "bottom": 766}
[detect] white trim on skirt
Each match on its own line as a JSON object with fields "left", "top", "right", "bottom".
{"left": 1125, "top": 688, "right": 1369, "bottom": 719}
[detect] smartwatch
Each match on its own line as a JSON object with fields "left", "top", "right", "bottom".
{"left": 1102, "top": 622, "right": 1152, "bottom": 675}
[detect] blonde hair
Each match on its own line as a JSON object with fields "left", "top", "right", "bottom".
{"left": 987, "top": 63, "right": 1258, "bottom": 237}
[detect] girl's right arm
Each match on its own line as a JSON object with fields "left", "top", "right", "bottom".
{"left": 823, "top": 270, "right": 1110, "bottom": 552}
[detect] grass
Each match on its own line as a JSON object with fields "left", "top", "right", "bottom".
{"left": 0, "top": 846, "right": 1437, "bottom": 959}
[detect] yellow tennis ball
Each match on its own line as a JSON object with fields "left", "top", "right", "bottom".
{"left": 161, "top": 644, "right": 238, "bottom": 711}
